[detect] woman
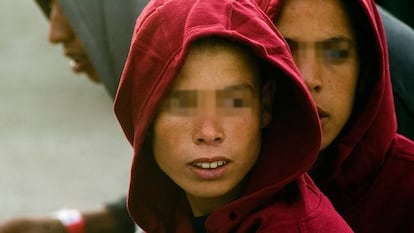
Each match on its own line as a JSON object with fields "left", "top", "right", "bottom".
{"left": 255, "top": 0, "right": 414, "bottom": 232}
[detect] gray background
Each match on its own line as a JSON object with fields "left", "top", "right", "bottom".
{"left": 0, "top": 1, "right": 132, "bottom": 220}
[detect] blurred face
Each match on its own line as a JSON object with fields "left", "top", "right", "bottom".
{"left": 152, "top": 43, "right": 271, "bottom": 216}
{"left": 275, "top": 0, "right": 359, "bottom": 150}
{"left": 48, "top": 0, "right": 99, "bottom": 82}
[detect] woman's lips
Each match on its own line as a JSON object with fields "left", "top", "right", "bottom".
{"left": 317, "top": 107, "right": 329, "bottom": 127}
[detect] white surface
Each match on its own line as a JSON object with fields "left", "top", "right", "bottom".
{"left": 0, "top": 1, "right": 132, "bottom": 220}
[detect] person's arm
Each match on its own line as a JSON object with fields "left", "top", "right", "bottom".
{"left": 105, "top": 197, "right": 135, "bottom": 233}
{"left": 82, "top": 208, "right": 121, "bottom": 233}
{"left": 0, "top": 217, "right": 65, "bottom": 233}
{"left": 0, "top": 207, "right": 126, "bottom": 233}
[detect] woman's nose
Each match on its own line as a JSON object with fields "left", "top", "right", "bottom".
{"left": 295, "top": 49, "right": 323, "bottom": 93}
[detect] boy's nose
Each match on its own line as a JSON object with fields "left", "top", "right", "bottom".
{"left": 193, "top": 118, "right": 224, "bottom": 146}
{"left": 48, "top": 3, "right": 73, "bottom": 44}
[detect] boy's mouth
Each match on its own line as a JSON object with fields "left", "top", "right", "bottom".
{"left": 189, "top": 158, "right": 230, "bottom": 180}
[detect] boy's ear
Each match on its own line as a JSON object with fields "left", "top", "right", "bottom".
{"left": 261, "top": 79, "right": 275, "bottom": 128}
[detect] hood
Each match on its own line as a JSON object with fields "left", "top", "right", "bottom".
{"left": 257, "top": 0, "right": 396, "bottom": 205}
{"left": 114, "top": 0, "right": 322, "bottom": 231}
{"left": 34, "top": 0, "right": 148, "bottom": 98}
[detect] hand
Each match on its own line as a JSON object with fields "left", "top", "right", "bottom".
{"left": 0, "top": 217, "right": 66, "bottom": 233}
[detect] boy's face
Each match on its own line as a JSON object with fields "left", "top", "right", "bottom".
{"left": 152, "top": 43, "right": 271, "bottom": 216}
{"left": 48, "top": 0, "right": 99, "bottom": 83}
{"left": 276, "top": 0, "right": 359, "bottom": 150}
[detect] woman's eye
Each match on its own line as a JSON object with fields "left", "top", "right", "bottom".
{"left": 285, "top": 38, "right": 298, "bottom": 55}
{"left": 321, "top": 38, "right": 353, "bottom": 64}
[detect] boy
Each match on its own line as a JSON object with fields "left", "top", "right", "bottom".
{"left": 114, "top": 0, "right": 352, "bottom": 232}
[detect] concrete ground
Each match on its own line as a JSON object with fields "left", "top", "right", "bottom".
{"left": 0, "top": 1, "right": 132, "bottom": 220}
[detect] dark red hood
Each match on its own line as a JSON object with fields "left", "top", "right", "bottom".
{"left": 256, "top": 0, "right": 396, "bottom": 207}
{"left": 114, "top": 0, "right": 322, "bottom": 231}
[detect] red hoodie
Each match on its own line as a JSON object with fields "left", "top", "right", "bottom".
{"left": 256, "top": 0, "right": 414, "bottom": 232}
{"left": 114, "top": 0, "right": 352, "bottom": 232}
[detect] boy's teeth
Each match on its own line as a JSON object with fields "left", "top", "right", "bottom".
{"left": 193, "top": 161, "right": 227, "bottom": 169}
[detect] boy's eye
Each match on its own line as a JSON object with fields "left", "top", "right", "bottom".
{"left": 319, "top": 38, "right": 353, "bottom": 64}
{"left": 216, "top": 89, "right": 252, "bottom": 115}
{"left": 219, "top": 96, "right": 244, "bottom": 108}
{"left": 163, "top": 89, "right": 253, "bottom": 116}
{"left": 170, "top": 90, "right": 198, "bottom": 108}
{"left": 164, "top": 90, "right": 198, "bottom": 116}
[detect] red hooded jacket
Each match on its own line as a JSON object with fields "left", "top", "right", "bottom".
{"left": 114, "top": 0, "right": 352, "bottom": 232}
{"left": 256, "top": 0, "right": 414, "bottom": 232}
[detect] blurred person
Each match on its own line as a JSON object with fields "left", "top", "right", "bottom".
{"left": 113, "top": 0, "right": 352, "bottom": 232}
{"left": 0, "top": 0, "right": 147, "bottom": 233}
{"left": 38, "top": 0, "right": 143, "bottom": 98}
{"left": 255, "top": 0, "right": 414, "bottom": 232}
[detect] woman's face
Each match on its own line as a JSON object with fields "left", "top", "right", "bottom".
{"left": 276, "top": 0, "right": 359, "bottom": 150}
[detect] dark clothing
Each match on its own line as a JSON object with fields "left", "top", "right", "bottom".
{"left": 114, "top": 0, "right": 352, "bottom": 232}
{"left": 258, "top": 0, "right": 414, "bottom": 232}
{"left": 192, "top": 216, "right": 208, "bottom": 233}
{"left": 377, "top": 0, "right": 414, "bottom": 29}
{"left": 379, "top": 6, "right": 414, "bottom": 140}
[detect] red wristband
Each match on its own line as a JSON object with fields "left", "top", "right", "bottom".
{"left": 54, "top": 209, "right": 85, "bottom": 233}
